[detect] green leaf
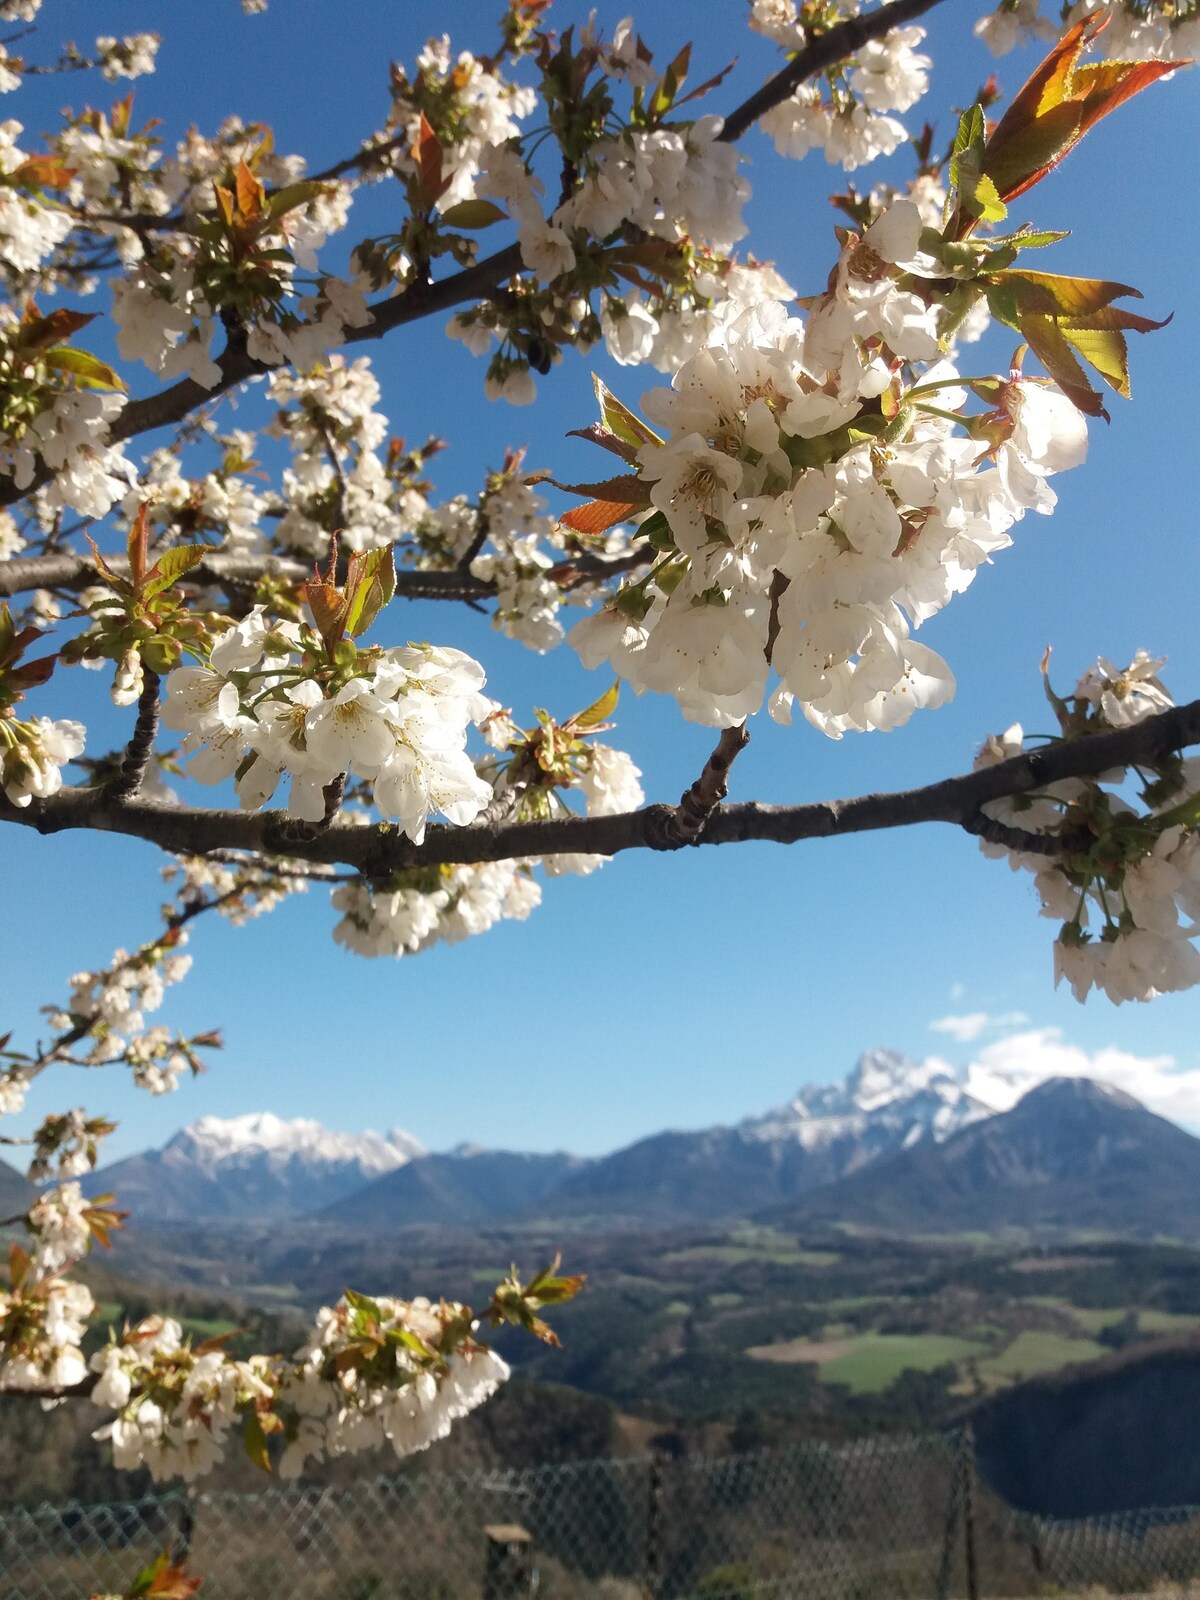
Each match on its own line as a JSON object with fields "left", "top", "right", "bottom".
{"left": 266, "top": 179, "right": 330, "bottom": 220}
{"left": 635, "top": 508, "right": 674, "bottom": 550}
{"left": 343, "top": 544, "right": 396, "bottom": 639}
{"left": 571, "top": 682, "right": 619, "bottom": 730}
{"left": 142, "top": 545, "right": 216, "bottom": 600}
{"left": 948, "top": 103, "right": 986, "bottom": 198}
{"left": 40, "top": 346, "right": 126, "bottom": 392}
{"left": 440, "top": 198, "right": 507, "bottom": 229}
{"left": 992, "top": 269, "right": 1143, "bottom": 317}
{"left": 1017, "top": 313, "right": 1107, "bottom": 417}
{"left": 342, "top": 1287, "right": 384, "bottom": 1320}
{"left": 592, "top": 376, "right": 663, "bottom": 451}
{"left": 243, "top": 1411, "right": 272, "bottom": 1473}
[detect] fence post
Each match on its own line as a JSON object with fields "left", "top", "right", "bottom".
{"left": 644, "top": 1453, "right": 665, "bottom": 1600}
{"left": 934, "top": 1430, "right": 965, "bottom": 1600}
{"left": 483, "top": 1523, "right": 536, "bottom": 1600}
{"left": 170, "top": 1490, "right": 195, "bottom": 1567}
{"left": 962, "top": 1422, "right": 980, "bottom": 1600}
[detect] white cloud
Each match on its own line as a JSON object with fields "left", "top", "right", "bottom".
{"left": 957, "top": 1026, "right": 1200, "bottom": 1129}
{"left": 930, "top": 1010, "right": 1030, "bottom": 1044}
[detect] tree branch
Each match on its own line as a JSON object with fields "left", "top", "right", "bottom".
{"left": 105, "top": 669, "right": 161, "bottom": 804}
{"left": 0, "top": 546, "right": 648, "bottom": 602}
{"left": 717, "top": 0, "right": 951, "bottom": 143}
{"left": 648, "top": 723, "right": 751, "bottom": 848}
{"left": 5, "top": 698, "right": 1198, "bottom": 873}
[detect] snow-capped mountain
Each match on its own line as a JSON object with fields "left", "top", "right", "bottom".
{"left": 82, "top": 1114, "right": 426, "bottom": 1223}
{"left": 81, "top": 1050, "right": 1130, "bottom": 1232}
{"left": 545, "top": 1049, "right": 1024, "bottom": 1222}
{"left": 172, "top": 1113, "right": 425, "bottom": 1175}
{"left": 743, "top": 1047, "right": 1011, "bottom": 1150}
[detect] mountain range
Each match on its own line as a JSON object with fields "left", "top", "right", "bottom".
{"left": 73, "top": 1048, "right": 1200, "bottom": 1238}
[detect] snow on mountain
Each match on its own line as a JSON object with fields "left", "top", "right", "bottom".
{"left": 742, "top": 1047, "right": 1013, "bottom": 1150}
{"left": 175, "top": 1113, "right": 425, "bottom": 1174}
{"left": 84, "top": 1114, "right": 427, "bottom": 1222}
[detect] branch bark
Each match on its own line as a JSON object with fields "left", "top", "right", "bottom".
{"left": 5, "top": 697, "right": 1198, "bottom": 874}
{"left": 0, "top": 546, "right": 648, "bottom": 602}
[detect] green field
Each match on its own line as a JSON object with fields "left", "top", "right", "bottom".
{"left": 663, "top": 1245, "right": 841, "bottom": 1268}
{"left": 819, "top": 1335, "right": 990, "bottom": 1394}
{"left": 978, "top": 1330, "right": 1105, "bottom": 1384}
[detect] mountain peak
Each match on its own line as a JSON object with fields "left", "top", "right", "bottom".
{"left": 1015, "top": 1076, "right": 1144, "bottom": 1114}
{"left": 168, "top": 1113, "right": 425, "bottom": 1175}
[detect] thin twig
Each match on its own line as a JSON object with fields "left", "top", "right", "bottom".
{"left": 105, "top": 669, "right": 161, "bottom": 804}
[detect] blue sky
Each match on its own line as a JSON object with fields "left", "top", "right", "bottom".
{"left": 4, "top": 0, "right": 1200, "bottom": 1164}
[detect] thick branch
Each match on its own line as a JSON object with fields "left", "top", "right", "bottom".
{"left": 5, "top": 699, "right": 1199, "bottom": 872}
{"left": 0, "top": 546, "right": 647, "bottom": 602}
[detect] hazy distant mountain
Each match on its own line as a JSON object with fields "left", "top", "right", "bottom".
{"left": 542, "top": 1049, "right": 1008, "bottom": 1223}
{"left": 83, "top": 1113, "right": 426, "bottom": 1222}
{"left": 324, "top": 1147, "right": 588, "bottom": 1228}
{"left": 0, "top": 1156, "right": 31, "bottom": 1215}
{"left": 83, "top": 1056, "right": 1191, "bottom": 1237}
{"left": 780, "top": 1077, "right": 1200, "bottom": 1236}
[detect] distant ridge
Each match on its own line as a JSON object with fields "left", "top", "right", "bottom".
{"left": 77, "top": 1059, "right": 1200, "bottom": 1237}
{"left": 780, "top": 1077, "right": 1200, "bottom": 1236}
{"left": 81, "top": 1113, "right": 426, "bottom": 1221}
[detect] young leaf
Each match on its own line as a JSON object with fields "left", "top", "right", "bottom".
{"left": 980, "top": 15, "right": 1181, "bottom": 206}
{"left": 243, "top": 1410, "right": 272, "bottom": 1473}
{"left": 343, "top": 544, "right": 397, "bottom": 638}
{"left": 570, "top": 682, "right": 620, "bottom": 731}
{"left": 592, "top": 376, "right": 664, "bottom": 451}
{"left": 413, "top": 112, "right": 444, "bottom": 208}
{"left": 141, "top": 545, "right": 217, "bottom": 600}
{"left": 40, "top": 347, "right": 126, "bottom": 392}
{"left": 560, "top": 499, "right": 645, "bottom": 536}
{"left": 440, "top": 198, "right": 507, "bottom": 229}
{"left": 565, "top": 424, "right": 640, "bottom": 465}
{"left": 234, "top": 159, "right": 265, "bottom": 223}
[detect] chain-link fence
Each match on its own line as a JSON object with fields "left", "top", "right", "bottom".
{"left": 4, "top": 1429, "right": 1200, "bottom": 1600}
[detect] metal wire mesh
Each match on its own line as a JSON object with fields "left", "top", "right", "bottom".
{"left": 5, "top": 1430, "right": 1200, "bottom": 1599}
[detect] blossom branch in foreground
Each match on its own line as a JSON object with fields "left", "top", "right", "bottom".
{"left": 4, "top": 694, "right": 1200, "bottom": 870}
{"left": 0, "top": 0, "right": 952, "bottom": 512}
{"left": 718, "top": 0, "right": 950, "bottom": 141}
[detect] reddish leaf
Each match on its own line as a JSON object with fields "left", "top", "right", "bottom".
{"left": 234, "top": 160, "right": 264, "bottom": 224}
{"left": 413, "top": 112, "right": 445, "bottom": 208}
{"left": 560, "top": 500, "right": 644, "bottom": 535}
{"left": 10, "top": 155, "right": 77, "bottom": 191}
{"left": 982, "top": 15, "right": 1182, "bottom": 204}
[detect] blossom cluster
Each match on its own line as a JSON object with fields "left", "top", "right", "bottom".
{"left": 161, "top": 610, "right": 494, "bottom": 839}
{"left": 977, "top": 653, "right": 1200, "bottom": 1004}
{"left": 754, "top": 7, "right": 933, "bottom": 173}
{"left": 976, "top": 0, "right": 1200, "bottom": 61}
{"left": 332, "top": 734, "right": 643, "bottom": 956}
{"left": 87, "top": 1294, "right": 510, "bottom": 1483}
{"left": 1, "top": 712, "right": 85, "bottom": 808}
{"left": 0, "top": 1270, "right": 92, "bottom": 1393}
{"left": 569, "top": 199, "right": 1086, "bottom": 733}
